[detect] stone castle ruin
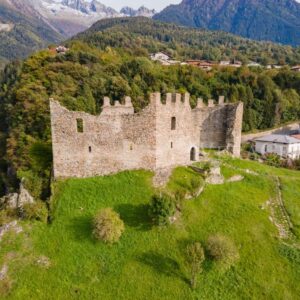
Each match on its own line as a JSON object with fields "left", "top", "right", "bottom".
{"left": 50, "top": 93, "right": 243, "bottom": 178}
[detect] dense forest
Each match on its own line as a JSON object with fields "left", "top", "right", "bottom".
{"left": 1, "top": 17, "right": 300, "bottom": 201}
{"left": 78, "top": 17, "right": 300, "bottom": 65}
{"left": 154, "top": 0, "right": 300, "bottom": 46}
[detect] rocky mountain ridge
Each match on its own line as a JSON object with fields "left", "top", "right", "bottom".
{"left": 0, "top": 0, "right": 156, "bottom": 38}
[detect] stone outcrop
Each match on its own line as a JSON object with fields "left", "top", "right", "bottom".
{"left": 0, "top": 193, "right": 18, "bottom": 209}
{"left": 0, "top": 221, "right": 23, "bottom": 242}
{"left": 0, "top": 181, "right": 34, "bottom": 210}
{"left": 50, "top": 93, "right": 243, "bottom": 178}
{"left": 18, "top": 181, "right": 34, "bottom": 207}
{"left": 206, "top": 165, "right": 224, "bottom": 185}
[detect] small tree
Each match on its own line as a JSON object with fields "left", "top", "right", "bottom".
{"left": 148, "top": 193, "right": 176, "bottom": 225}
{"left": 186, "top": 242, "right": 205, "bottom": 289}
{"left": 93, "top": 208, "right": 124, "bottom": 243}
{"left": 206, "top": 234, "right": 239, "bottom": 268}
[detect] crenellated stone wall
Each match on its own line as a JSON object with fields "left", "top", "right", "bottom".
{"left": 50, "top": 93, "right": 243, "bottom": 178}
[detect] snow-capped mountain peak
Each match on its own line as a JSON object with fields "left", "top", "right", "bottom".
{"left": 2, "top": 0, "right": 156, "bottom": 38}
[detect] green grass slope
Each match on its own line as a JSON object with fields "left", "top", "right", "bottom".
{"left": 1, "top": 158, "right": 300, "bottom": 299}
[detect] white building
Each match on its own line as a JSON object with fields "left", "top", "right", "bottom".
{"left": 247, "top": 61, "right": 262, "bottom": 67}
{"left": 150, "top": 52, "right": 171, "bottom": 61}
{"left": 254, "top": 134, "right": 300, "bottom": 159}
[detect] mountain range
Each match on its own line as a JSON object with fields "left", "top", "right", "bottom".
{"left": 154, "top": 0, "right": 300, "bottom": 46}
{"left": 1, "top": 0, "right": 156, "bottom": 37}
{"left": 0, "top": 0, "right": 62, "bottom": 67}
{"left": 0, "top": 0, "right": 156, "bottom": 65}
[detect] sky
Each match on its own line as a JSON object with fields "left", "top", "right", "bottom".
{"left": 99, "top": 0, "right": 181, "bottom": 11}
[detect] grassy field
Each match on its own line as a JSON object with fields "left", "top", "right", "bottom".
{"left": 1, "top": 158, "right": 300, "bottom": 299}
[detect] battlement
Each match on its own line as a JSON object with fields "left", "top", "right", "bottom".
{"left": 149, "top": 92, "right": 226, "bottom": 109}
{"left": 101, "top": 96, "right": 134, "bottom": 116}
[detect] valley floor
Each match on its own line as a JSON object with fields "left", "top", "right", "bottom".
{"left": 1, "top": 157, "right": 300, "bottom": 299}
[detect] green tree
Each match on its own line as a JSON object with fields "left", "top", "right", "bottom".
{"left": 185, "top": 242, "right": 205, "bottom": 289}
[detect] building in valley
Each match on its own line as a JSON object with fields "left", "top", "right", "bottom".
{"left": 254, "top": 134, "right": 300, "bottom": 159}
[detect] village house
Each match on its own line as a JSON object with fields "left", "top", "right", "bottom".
{"left": 150, "top": 52, "right": 170, "bottom": 61}
{"left": 56, "top": 45, "right": 69, "bottom": 54}
{"left": 185, "top": 60, "right": 214, "bottom": 71}
{"left": 220, "top": 60, "right": 242, "bottom": 68}
{"left": 254, "top": 134, "right": 300, "bottom": 159}
{"left": 150, "top": 52, "right": 180, "bottom": 66}
{"left": 291, "top": 65, "right": 300, "bottom": 72}
{"left": 247, "top": 61, "right": 262, "bottom": 67}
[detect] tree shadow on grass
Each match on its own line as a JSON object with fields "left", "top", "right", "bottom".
{"left": 69, "top": 215, "right": 94, "bottom": 242}
{"left": 137, "top": 251, "right": 189, "bottom": 284}
{"left": 115, "top": 203, "right": 152, "bottom": 231}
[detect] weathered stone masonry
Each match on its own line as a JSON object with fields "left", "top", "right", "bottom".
{"left": 50, "top": 93, "right": 243, "bottom": 178}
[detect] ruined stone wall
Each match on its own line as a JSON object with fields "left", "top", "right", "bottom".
{"left": 50, "top": 92, "right": 243, "bottom": 179}
{"left": 197, "top": 97, "right": 243, "bottom": 156}
{"left": 155, "top": 93, "right": 200, "bottom": 169}
{"left": 225, "top": 102, "right": 244, "bottom": 156}
{"left": 50, "top": 97, "right": 157, "bottom": 178}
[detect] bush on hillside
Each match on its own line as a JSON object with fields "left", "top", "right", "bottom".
{"left": 264, "top": 153, "right": 281, "bottom": 167}
{"left": 206, "top": 234, "right": 239, "bottom": 268}
{"left": 148, "top": 193, "right": 176, "bottom": 226}
{"left": 21, "top": 201, "right": 48, "bottom": 223}
{"left": 93, "top": 208, "right": 125, "bottom": 243}
{"left": 0, "top": 210, "right": 12, "bottom": 226}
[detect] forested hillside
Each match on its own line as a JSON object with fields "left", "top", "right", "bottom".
{"left": 78, "top": 17, "right": 300, "bottom": 65}
{"left": 0, "top": 1, "right": 62, "bottom": 68}
{"left": 1, "top": 17, "right": 300, "bottom": 200}
{"left": 154, "top": 0, "right": 300, "bottom": 46}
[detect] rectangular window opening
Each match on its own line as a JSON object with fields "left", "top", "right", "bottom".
{"left": 89, "top": 146, "right": 92, "bottom": 153}
{"left": 171, "top": 117, "right": 176, "bottom": 130}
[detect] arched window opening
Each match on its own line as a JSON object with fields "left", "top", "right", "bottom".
{"left": 89, "top": 146, "right": 92, "bottom": 153}
{"left": 76, "top": 118, "right": 84, "bottom": 133}
{"left": 171, "top": 117, "right": 176, "bottom": 130}
{"left": 190, "top": 147, "right": 196, "bottom": 161}
{"left": 171, "top": 142, "right": 173, "bottom": 148}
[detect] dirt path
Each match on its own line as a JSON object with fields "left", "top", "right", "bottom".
{"left": 268, "top": 176, "right": 294, "bottom": 240}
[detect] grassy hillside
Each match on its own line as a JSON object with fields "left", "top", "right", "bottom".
{"left": 2, "top": 17, "right": 300, "bottom": 211}
{"left": 1, "top": 156, "right": 300, "bottom": 299}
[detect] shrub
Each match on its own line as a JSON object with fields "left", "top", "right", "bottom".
{"left": 206, "top": 234, "right": 239, "bottom": 268}
{"left": 0, "top": 208, "right": 17, "bottom": 226}
{"left": 93, "top": 208, "right": 124, "bottom": 243}
{"left": 249, "top": 152, "right": 260, "bottom": 161}
{"left": 264, "top": 153, "right": 281, "bottom": 167}
{"left": 17, "top": 170, "right": 43, "bottom": 200}
{"left": 0, "top": 210, "right": 12, "bottom": 226}
{"left": 21, "top": 201, "right": 48, "bottom": 223}
{"left": 185, "top": 242, "right": 205, "bottom": 289}
{"left": 148, "top": 193, "right": 176, "bottom": 225}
